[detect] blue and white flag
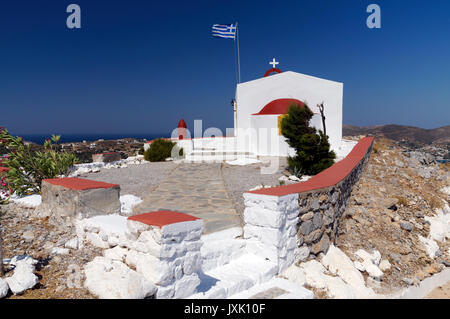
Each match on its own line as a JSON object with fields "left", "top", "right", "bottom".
{"left": 212, "top": 24, "right": 237, "bottom": 39}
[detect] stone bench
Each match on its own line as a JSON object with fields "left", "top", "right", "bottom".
{"left": 38, "top": 177, "right": 121, "bottom": 222}
{"left": 92, "top": 152, "right": 122, "bottom": 163}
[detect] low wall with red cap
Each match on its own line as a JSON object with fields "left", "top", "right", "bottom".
{"left": 243, "top": 137, "right": 374, "bottom": 273}
{"left": 77, "top": 210, "right": 203, "bottom": 299}
{"left": 37, "top": 177, "right": 121, "bottom": 223}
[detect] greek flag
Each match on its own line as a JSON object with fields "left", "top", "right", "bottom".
{"left": 212, "top": 24, "right": 237, "bottom": 39}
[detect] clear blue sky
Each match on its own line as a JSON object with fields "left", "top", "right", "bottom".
{"left": 1, "top": 0, "right": 449, "bottom": 136}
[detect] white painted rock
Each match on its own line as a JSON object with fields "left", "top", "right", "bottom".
{"left": 278, "top": 175, "right": 289, "bottom": 183}
{"left": 288, "top": 175, "right": 301, "bottom": 182}
{"left": 5, "top": 261, "right": 39, "bottom": 295}
{"left": 0, "top": 278, "right": 9, "bottom": 298}
{"left": 321, "top": 245, "right": 367, "bottom": 291}
{"left": 419, "top": 235, "right": 440, "bottom": 259}
{"left": 299, "top": 260, "right": 328, "bottom": 289}
{"left": 84, "top": 256, "right": 157, "bottom": 299}
{"left": 65, "top": 238, "right": 79, "bottom": 250}
{"left": 424, "top": 205, "right": 450, "bottom": 242}
{"left": 355, "top": 249, "right": 381, "bottom": 266}
{"left": 379, "top": 259, "right": 391, "bottom": 272}
{"left": 325, "top": 275, "right": 358, "bottom": 299}
{"left": 103, "top": 246, "right": 128, "bottom": 261}
{"left": 281, "top": 264, "right": 306, "bottom": 286}
{"left": 353, "top": 248, "right": 384, "bottom": 280}
{"left": 10, "top": 255, "right": 37, "bottom": 267}
{"left": 120, "top": 195, "right": 143, "bottom": 216}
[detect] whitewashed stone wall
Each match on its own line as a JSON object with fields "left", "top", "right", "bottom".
{"left": 243, "top": 193, "right": 299, "bottom": 273}
{"left": 126, "top": 218, "right": 203, "bottom": 299}
{"left": 243, "top": 138, "right": 374, "bottom": 273}
{"left": 76, "top": 215, "right": 203, "bottom": 299}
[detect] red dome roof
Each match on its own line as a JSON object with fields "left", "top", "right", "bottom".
{"left": 177, "top": 119, "right": 187, "bottom": 128}
{"left": 253, "top": 99, "right": 305, "bottom": 115}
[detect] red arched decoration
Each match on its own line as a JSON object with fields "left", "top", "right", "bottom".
{"left": 264, "top": 68, "right": 282, "bottom": 77}
{"left": 252, "top": 99, "right": 305, "bottom": 115}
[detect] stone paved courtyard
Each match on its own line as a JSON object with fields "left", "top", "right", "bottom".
{"left": 133, "top": 163, "right": 242, "bottom": 234}
{"left": 82, "top": 159, "right": 288, "bottom": 234}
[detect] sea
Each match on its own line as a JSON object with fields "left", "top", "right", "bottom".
{"left": 18, "top": 133, "right": 169, "bottom": 145}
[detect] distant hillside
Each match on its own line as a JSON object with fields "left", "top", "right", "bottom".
{"left": 343, "top": 124, "right": 450, "bottom": 146}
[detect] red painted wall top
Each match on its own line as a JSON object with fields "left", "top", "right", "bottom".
{"left": 43, "top": 177, "right": 119, "bottom": 190}
{"left": 128, "top": 210, "right": 200, "bottom": 228}
{"left": 247, "top": 137, "right": 374, "bottom": 197}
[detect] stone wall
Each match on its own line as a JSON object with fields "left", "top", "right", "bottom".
{"left": 243, "top": 137, "right": 374, "bottom": 272}
{"left": 296, "top": 142, "right": 373, "bottom": 259}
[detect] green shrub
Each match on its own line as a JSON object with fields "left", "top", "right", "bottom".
{"left": 0, "top": 129, "right": 78, "bottom": 196}
{"left": 138, "top": 145, "right": 145, "bottom": 155}
{"left": 281, "top": 103, "right": 336, "bottom": 176}
{"left": 144, "top": 138, "right": 177, "bottom": 162}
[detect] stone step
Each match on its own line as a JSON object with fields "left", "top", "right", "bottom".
{"left": 185, "top": 151, "right": 257, "bottom": 162}
{"left": 188, "top": 150, "right": 255, "bottom": 156}
{"left": 189, "top": 254, "right": 278, "bottom": 299}
{"left": 200, "top": 227, "right": 246, "bottom": 272}
{"left": 229, "top": 277, "right": 314, "bottom": 299}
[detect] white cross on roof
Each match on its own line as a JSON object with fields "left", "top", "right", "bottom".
{"left": 269, "top": 58, "right": 279, "bottom": 68}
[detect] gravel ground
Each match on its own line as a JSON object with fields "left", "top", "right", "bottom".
{"left": 0, "top": 204, "right": 99, "bottom": 299}
{"left": 221, "top": 157, "right": 290, "bottom": 215}
{"left": 80, "top": 161, "right": 178, "bottom": 199}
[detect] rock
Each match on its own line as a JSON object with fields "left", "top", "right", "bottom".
{"left": 278, "top": 176, "right": 289, "bottom": 183}
{"left": 5, "top": 261, "right": 39, "bottom": 295}
{"left": 103, "top": 246, "right": 128, "bottom": 261}
{"left": 300, "top": 211, "right": 314, "bottom": 222}
{"left": 355, "top": 249, "right": 381, "bottom": 266}
{"left": 379, "top": 259, "right": 391, "bottom": 272}
{"left": 437, "top": 259, "right": 450, "bottom": 267}
{"left": 288, "top": 175, "right": 301, "bottom": 182}
{"left": 294, "top": 245, "right": 310, "bottom": 262}
{"left": 414, "top": 211, "right": 424, "bottom": 218}
{"left": 65, "top": 238, "right": 79, "bottom": 250}
{"left": 299, "top": 260, "right": 328, "bottom": 289}
{"left": 312, "top": 213, "right": 323, "bottom": 229}
{"left": 281, "top": 264, "right": 306, "bottom": 286}
{"left": 10, "top": 255, "right": 37, "bottom": 267}
{"left": 354, "top": 249, "right": 384, "bottom": 280}
{"left": 400, "top": 221, "right": 413, "bottom": 232}
{"left": 84, "top": 256, "right": 156, "bottom": 299}
{"left": 311, "top": 234, "right": 330, "bottom": 255}
{"left": 419, "top": 235, "right": 440, "bottom": 259}
{"left": 300, "top": 220, "right": 313, "bottom": 235}
{"left": 0, "top": 278, "right": 9, "bottom": 298}
{"left": 382, "top": 198, "right": 399, "bottom": 209}
{"left": 321, "top": 245, "right": 367, "bottom": 292}
{"left": 51, "top": 247, "right": 70, "bottom": 255}
{"left": 22, "top": 231, "right": 35, "bottom": 243}
{"left": 395, "top": 160, "right": 404, "bottom": 168}
{"left": 402, "top": 278, "right": 415, "bottom": 286}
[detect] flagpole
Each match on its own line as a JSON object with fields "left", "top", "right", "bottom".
{"left": 236, "top": 21, "right": 241, "bottom": 84}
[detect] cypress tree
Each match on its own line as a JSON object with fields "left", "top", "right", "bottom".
{"left": 281, "top": 103, "right": 336, "bottom": 176}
